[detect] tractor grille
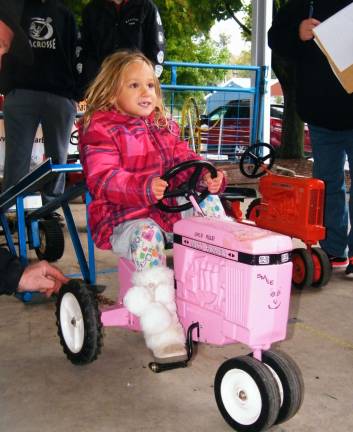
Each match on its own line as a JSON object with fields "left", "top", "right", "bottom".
{"left": 309, "top": 189, "right": 324, "bottom": 225}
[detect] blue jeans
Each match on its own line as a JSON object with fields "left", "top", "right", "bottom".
{"left": 309, "top": 125, "right": 353, "bottom": 257}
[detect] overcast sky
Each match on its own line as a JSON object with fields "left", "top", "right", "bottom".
{"left": 210, "top": 18, "right": 250, "bottom": 56}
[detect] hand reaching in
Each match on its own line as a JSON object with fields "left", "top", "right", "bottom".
{"left": 18, "top": 261, "right": 69, "bottom": 297}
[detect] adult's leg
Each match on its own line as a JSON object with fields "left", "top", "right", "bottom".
{"left": 2, "top": 89, "right": 40, "bottom": 191}
{"left": 343, "top": 129, "right": 353, "bottom": 258}
{"left": 40, "top": 92, "right": 76, "bottom": 204}
{"left": 309, "top": 125, "right": 347, "bottom": 257}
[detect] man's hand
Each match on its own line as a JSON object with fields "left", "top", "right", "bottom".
{"left": 203, "top": 170, "right": 224, "bottom": 194}
{"left": 0, "top": 20, "right": 14, "bottom": 69}
{"left": 18, "top": 261, "right": 69, "bottom": 297}
{"left": 152, "top": 177, "right": 168, "bottom": 200}
{"left": 299, "top": 18, "right": 321, "bottom": 41}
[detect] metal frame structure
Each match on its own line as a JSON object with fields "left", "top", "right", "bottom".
{"left": 0, "top": 160, "right": 96, "bottom": 283}
{"left": 162, "top": 61, "right": 266, "bottom": 153}
{"left": 252, "top": 0, "right": 273, "bottom": 144}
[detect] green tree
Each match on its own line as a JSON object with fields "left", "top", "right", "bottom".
{"left": 153, "top": 0, "right": 236, "bottom": 85}
{"left": 162, "top": 35, "right": 231, "bottom": 112}
{"left": 232, "top": 49, "right": 251, "bottom": 77}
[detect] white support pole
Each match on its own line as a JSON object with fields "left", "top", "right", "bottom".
{"left": 251, "top": 0, "right": 273, "bottom": 144}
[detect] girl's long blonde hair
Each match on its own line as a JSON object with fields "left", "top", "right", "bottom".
{"left": 82, "top": 50, "right": 166, "bottom": 130}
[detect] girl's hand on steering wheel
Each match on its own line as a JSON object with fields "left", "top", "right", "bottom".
{"left": 204, "top": 170, "right": 224, "bottom": 194}
{"left": 152, "top": 177, "right": 169, "bottom": 200}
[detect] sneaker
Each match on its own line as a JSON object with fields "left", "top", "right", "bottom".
{"left": 345, "top": 257, "right": 353, "bottom": 275}
{"left": 327, "top": 254, "right": 349, "bottom": 268}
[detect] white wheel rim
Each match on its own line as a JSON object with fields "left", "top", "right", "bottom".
{"left": 60, "top": 292, "right": 85, "bottom": 353}
{"left": 265, "top": 364, "right": 284, "bottom": 406}
{"left": 220, "top": 369, "right": 262, "bottom": 425}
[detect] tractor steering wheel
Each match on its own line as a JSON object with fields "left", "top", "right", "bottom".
{"left": 156, "top": 159, "right": 217, "bottom": 213}
{"left": 239, "top": 143, "right": 276, "bottom": 178}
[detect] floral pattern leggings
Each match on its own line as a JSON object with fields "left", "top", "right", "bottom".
{"left": 110, "top": 195, "right": 226, "bottom": 271}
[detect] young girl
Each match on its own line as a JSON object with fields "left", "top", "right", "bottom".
{"left": 79, "top": 51, "right": 225, "bottom": 363}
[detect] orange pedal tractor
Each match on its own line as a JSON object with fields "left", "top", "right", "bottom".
{"left": 238, "top": 143, "right": 331, "bottom": 289}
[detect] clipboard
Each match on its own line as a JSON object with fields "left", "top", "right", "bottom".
{"left": 313, "top": 3, "right": 353, "bottom": 94}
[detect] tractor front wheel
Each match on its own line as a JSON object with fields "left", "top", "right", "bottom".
{"left": 292, "top": 248, "right": 314, "bottom": 289}
{"left": 311, "top": 247, "right": 332, "bottom": 288}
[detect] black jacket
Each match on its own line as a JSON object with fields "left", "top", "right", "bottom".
{"left": 81, "top": 0, "right": 165, "bottom": 90}
{"left": 0, "top": 248, "right": 24, "bottom": 295}
{"left": 268, "top": 0, "right": 353, "bottom": 130}
{"left": 0, "top": 0, "right": 81, "bottom": 101}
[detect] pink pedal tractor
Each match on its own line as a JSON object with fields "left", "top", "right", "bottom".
{"left": 55, "top": 160, "right": 304, "bottom": 432}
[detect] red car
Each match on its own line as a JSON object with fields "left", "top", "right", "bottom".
{"left": 198, "top": 101, "right": 311, "bottom": 160}
{"left": 269, "top": 104, "right": 311, "bottom": 154}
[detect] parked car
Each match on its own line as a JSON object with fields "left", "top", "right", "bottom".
{"left": 269, "top": 104, "right": 311, "bottom": 154}
{"left": 197, "top": 100, "right": 311, "bottom": 160}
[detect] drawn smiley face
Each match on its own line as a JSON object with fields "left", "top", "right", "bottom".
{"left": 268, "top": 289, "right": 281, "bottom": 310}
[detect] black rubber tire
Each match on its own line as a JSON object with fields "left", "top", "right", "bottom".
{"left": 56, "top": 279, "right": 103, "bottom": 365}
{"left": 214, "top": 355, "right": 281, "bottom": 432}
{"left": 311, "top": 247, "right": 332, "bottom": 288}
{"left": 245, "top": 198, "right": 262, "bottom": 221}
{"left": 34, "top": 219, "right": 64, "bottom": 262}
{"left": 261, "top": 350, "right": 304, "bottom": 425}
{"left": 6, "top": 214, "right": 17, "bottom": 234}
{"left": 292, "top": 248, "right": 314, "bottom": 290}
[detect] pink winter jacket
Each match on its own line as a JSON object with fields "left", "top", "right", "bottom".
{"left": 78, "top": 110, "right": 205, "bottom": 249}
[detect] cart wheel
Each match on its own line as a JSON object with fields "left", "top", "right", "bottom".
{"left": 245, "top": 198, "right": 262, "bottom": 221}
{"left": 214, "top": 355, "right": 281, "bottom": 432}
{"left": 34, "top": 219, "right": 64, "bottom": 262}
{"left": 56, "top": 279, "right": 103, "bottom": 365}
{"left": 261, "top": 350, "right": 304, "bottom": 425}
{"left": 6, "top": 213, "right": 17, "bottom": 234}
{"left": 311, "top": 247, "right": 332, "bottom": 288}
{"left": 292, "top": 248, "right": 314, "bottom": 289}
